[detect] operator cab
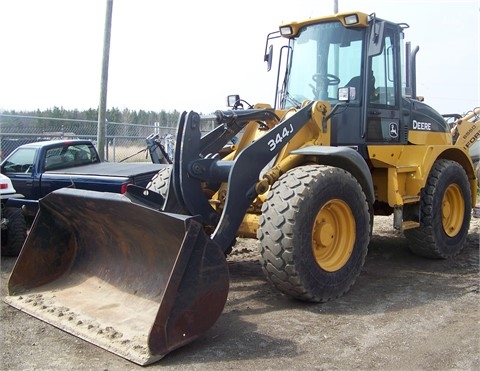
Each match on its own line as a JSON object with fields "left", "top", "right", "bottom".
{"left": 268, "top": 11, "right": 448, "bottom": 156}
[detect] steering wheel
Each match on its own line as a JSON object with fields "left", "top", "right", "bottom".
{"left": 312, "top": 73, "right": 340, "bottom": 86}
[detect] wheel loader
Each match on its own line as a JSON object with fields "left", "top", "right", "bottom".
{"left": 5, "top": 11, "right": 479, "bottom": 365}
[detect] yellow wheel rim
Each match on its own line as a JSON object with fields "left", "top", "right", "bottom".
{"left": 312, "top": 199, "right": 356, "bottom": 272}
{"left": 442, "top": 184, "right": 464, "bottom": 237}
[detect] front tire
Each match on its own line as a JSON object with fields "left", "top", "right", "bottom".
{"left": 258, "top": 165, "right": 370, "bottom": 303}
{"left": 404, "top": 159, "right": 471, "bottom": 258}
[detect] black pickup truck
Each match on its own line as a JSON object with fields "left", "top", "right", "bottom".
{"left": 1, "top": 139, "right": 166, "bottom": 218}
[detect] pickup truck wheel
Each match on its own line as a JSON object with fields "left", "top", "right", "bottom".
{"left": 1, "top": 207, "right": 27, "bottom": 257}
{"left": 258, "top": 165, "right": 370, "bottom": 302}
{"left": 404, "top": 159, "right": 471, "bottom": 258}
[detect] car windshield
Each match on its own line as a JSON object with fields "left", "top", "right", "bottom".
{"left": 282, "top": 21, "right": 365, "bottom": 108}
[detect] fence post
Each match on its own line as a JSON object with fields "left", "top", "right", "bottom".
{"left": 105, "top": 121, "right": 109, "bottom": 161}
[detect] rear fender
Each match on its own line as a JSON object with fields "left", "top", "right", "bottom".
{"left": 434, "top": 147, "right": 478, "bottom": 205}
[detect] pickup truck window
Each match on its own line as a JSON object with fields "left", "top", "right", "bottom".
{"left": 45, "top": 144, "right": 99, "bottom": 170}
{"left": 1, "top": 148, "right": 36, "bottom": 173}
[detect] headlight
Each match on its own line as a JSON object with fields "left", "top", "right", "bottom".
{"left": 344, "top": 14, "right": 359, "bottom": 25}
{"left": 279, "top": 26, "right": 293, "bottom": 36}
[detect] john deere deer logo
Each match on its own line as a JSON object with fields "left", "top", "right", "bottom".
{"left": 389, "top": 122, "right": 399, "bottom": 138}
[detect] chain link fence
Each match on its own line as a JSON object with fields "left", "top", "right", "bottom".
{"left": 0, "top": 113, "right": 216, "bottom": 162}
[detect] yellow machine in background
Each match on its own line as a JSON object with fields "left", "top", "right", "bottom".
{"left": 6, "top": 11, "right": 478, "bottom": 365}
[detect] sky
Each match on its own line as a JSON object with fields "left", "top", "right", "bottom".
{"left": 0, "top": 0, "right": 479, "bottom": 115}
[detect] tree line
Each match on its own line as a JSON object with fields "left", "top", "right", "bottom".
{"left": 0, "top": 107, "right": 218, "bottom": 142}
{"left": 0, "top": 106, "right": 182, "bottom": 128}
{"left": 0, "top": 106, "right": 189, "bottom": 140}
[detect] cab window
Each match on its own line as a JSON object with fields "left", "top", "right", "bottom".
{"left": 370, "top": 29, "right": 397, "bottom": 107}
{"left": 45, "top": 144, "right": 97, "bottom": 170}
{"left": 1, "top": 148, "right": 36, "bottom": 173}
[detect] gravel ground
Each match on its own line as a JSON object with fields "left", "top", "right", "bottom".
{"left": 1, "top": 213, "right": 479, "bottom": 371}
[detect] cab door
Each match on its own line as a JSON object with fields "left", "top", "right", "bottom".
{"left": 1, "top": 147, "right": 37, "bottom": 199}
{"left": 365, "top": 24, "right": 405, "bottom": 144}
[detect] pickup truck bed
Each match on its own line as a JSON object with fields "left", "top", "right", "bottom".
{"left": 1, "top": 139, "right": 166, "bottom": 210}
{"left": 47, "top": 162, "right": 163, "bottom": 187}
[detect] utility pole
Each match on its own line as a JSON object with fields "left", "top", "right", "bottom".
{"left": 334, "top": 0, "right": 338, "bottom": 13}
{"left": 97, "top": 0, "right": 113, "bottom": 161}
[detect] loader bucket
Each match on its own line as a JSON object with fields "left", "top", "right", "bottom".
{"left": 5, "top": 188, "right": 229, "bottom": 365}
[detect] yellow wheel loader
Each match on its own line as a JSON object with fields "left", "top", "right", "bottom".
{"left": 5, "top": 11, "right": 479, "bottom": 365}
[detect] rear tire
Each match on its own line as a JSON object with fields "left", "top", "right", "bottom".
{"left": 404, "top": 159, "right": 471, "bottom": 258}
{"left": 258, "top": 165, "right": 370, "bottom": 303}
{"left": 1, "top": 207, "right": 27, "bottom": 257}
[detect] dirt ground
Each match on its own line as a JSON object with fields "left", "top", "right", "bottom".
{"left": 1, "top": 213, "right": 479, "bottom": 371}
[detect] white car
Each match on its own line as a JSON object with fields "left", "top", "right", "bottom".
{"left": 0, "top": 173, "right": 23, "bottom": 199}
{"left": 1, "top": 174, "right": 27, "bottom": 256}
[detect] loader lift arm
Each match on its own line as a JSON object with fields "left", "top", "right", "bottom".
{"left": 167, "top": 108, "right": 281, "bottom": 225}
{"left": 211, "top": 102, "right": 314, "bottom": 250}
{"left": 157, "top": 101, "right": 316, "bottom": 252}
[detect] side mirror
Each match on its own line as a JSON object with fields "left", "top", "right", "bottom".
{"left": 226, "top": 95, "right": 240, "bottom": 108}
{"left": 264, "top": 45, "right": 273, "bottom": 71}
{"left": 367, "top": 20, "right": 385, "bottom": 57}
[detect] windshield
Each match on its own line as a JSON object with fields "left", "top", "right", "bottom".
{"left": 281, "top": 21, "right": 365, "bottom": 108}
